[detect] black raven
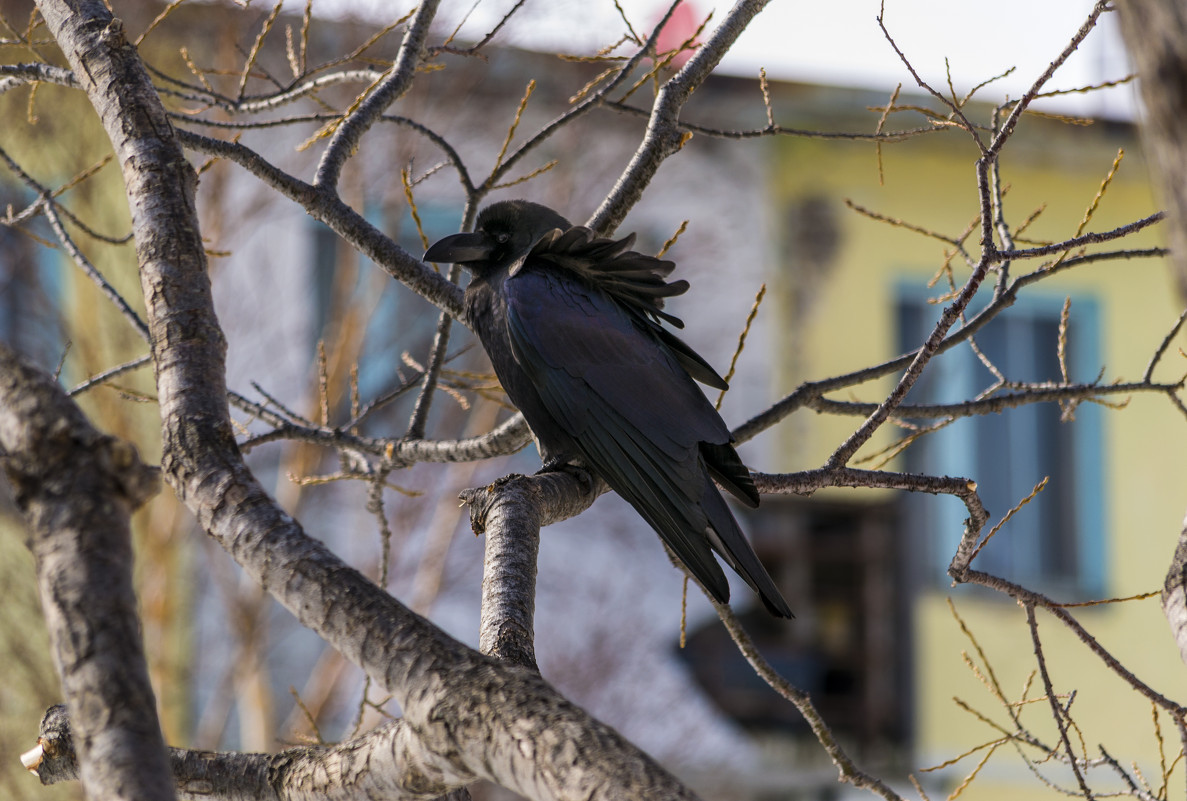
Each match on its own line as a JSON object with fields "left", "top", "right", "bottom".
{"left": 425, "top": 199, "right": 791, "bottom": 618}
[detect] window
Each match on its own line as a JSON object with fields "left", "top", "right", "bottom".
{"left": 0, "top": 186, "right": 64, "bottom": 370}
{"left": 679, "top": 499, "right": 910, "bottom": 759}
{"left": 306, "top": 200, "right": 463, "bottom": 432}
{"left": 896, "top": 286, "right": 1105, "bottom": 598}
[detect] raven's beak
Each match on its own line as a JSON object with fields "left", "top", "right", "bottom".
{"left": 424, "top": 232, "right": 491, "bottom": 264}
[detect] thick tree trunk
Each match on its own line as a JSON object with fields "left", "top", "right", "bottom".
{"left": 1116, "top": 0, "right": 1187, "bottom": 665}
{"left": 0, "top": 345, "right": 173, "bottom": 801}
{"left": 24, "top": 0, "right": 702, "bottom": 798}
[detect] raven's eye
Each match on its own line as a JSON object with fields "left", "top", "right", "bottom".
{"left": 494, "top": 232, "right": 510, "bottom": 245}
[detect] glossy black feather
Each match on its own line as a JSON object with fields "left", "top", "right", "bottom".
{"left": 428, "top": 199, "right": 791, "bottom": 618}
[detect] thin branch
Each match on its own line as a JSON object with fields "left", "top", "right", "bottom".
{"left": 953, "top": 570, "right": 1187, "bottom": 718}
{"left": 1025, "top": 603, "right": 1095, "bottom": 799}
{"left": 733, "top": 231, "right": 1167, "bottom": 446}
{"left": 589, "top": 0, "right": 774, "bottom": 234}
{"left": 601, "top": 98, "right": 943, "bottom": 141}
{"left": 406, "top": 265, "right": 462, "bottom": 440}
{"left": 434, "top": 0, "right": 527, "bottom": 56}
{"left": 826, "top": 258, "right": 991, "bottom": 466}
{"left": 68, "top": 354, "right": 151, "bottom": 396}
{"left": 988, "top": 1, "right": 1111, "bottom": 158}
{"left": 809, "top": 380, "right": 1179, "bottom": 420}
{"left": 312, "top": 0, "right": 439, "bottom": 190}
{"left": 484, "top": 1, "right": 693, "bottom": 194}
{"left": 0, "top": 61, "right": 78, "bottom": 89}
{"left": 41, "top": 197, "right": 151, "bottom": 341}
{"left": 753, "top": 467, "right": 988, "bottom": 536}
{"left": 232, "top": 382, "right": 532, "bottom": 466}
{"left": 715, "top": 605, "right": 904, "bottom": 801}
{"left": 236, "top": 0, "right": 283, "bottom": 100}
{"left": 0, "top": 147, "right": 150, "bottom": 341}
{"left": 174, "top": 129, "right": 464, "bottom": 316}
{"left": 997, "top": 212, "right": 1164, "bottom": 260}
{"left": 876, "top": 1, "right": 985, "bottom": 151}
{"left": 1145, "top": 308, "right": 1187, "bottom": 383}
{"left": 157, "top": 66, "right": 386, "bottom": 112}
{"left": 1098, "top": 744, "right": 1160, "bottom": 801}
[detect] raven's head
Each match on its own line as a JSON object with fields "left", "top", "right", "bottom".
{"left": 424, "top": 199, "right": 572, "bottom": 272}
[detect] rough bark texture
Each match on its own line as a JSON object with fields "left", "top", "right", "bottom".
{"left": 476, "top": 476, "right": 545, "bottom": 671}
{"left": 26, "top": 0, "right": 703, "bottom": 798}
{"left": 1163, "top": 515, "right": 1187, "bottom": 667}
{"left": 0, "top": 346, "right": 174, "bottom": 801}
{"left": 27, "top": 705, "right": 478, "bottom": 801}
{"left": 1117, "top": 0, "right": 1187, "bottom": 666}
{"left": 1118, "top": 0, "right": 1187, "bottom": 299}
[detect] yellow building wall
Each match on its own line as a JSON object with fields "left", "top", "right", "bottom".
{"left": 771, "top": 105, "right": 1186, "bottom": 797}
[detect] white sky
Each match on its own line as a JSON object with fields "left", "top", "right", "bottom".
{"left": 349, "top": 0, "right": 1135, "bottom": 119}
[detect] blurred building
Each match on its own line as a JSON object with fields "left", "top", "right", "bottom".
{"left": 0, "top": 2, "right": 1183, "bottom": 800}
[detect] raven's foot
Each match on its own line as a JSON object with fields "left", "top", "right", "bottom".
{"left": 490, "top": 472, "right": 525, "bottom": 489}
{"left": 536, "top": 457, "right": 570, "bottom": 474}
{"left": 534, "top": 462, "right": 597, "bottom": 497}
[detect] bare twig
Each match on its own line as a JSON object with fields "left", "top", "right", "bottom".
{"left": 715, "top": 605, "right": 904, "bottom": 801}
{"left": 1025, "top": 603, "right": 1095, "bottom": 799}
{"left": 68, "top": 354, "right": 152, "bottom": 396}
{"left": 988, "top": 0, "right": 1112, "bottom": 158}
{"left": 313, "top": 0, "right": 440, "bottom": 190}
{"left": 589, "top": 0, "right": 774, "bottom": 234}
{"left": 876, "top": 1, "right": 985, "bottom": 151}
{"left": 1144, "top": 308, "right": 1187, "bottom": 383}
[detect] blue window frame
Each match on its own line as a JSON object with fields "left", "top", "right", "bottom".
{"left": 306, "top": 200, "right": 463, "bottom": 430}
{"left": 0, "top": 185, "right": 65, "bottom": 372}
{"left": 896, "top": 284, "right": 1106, "bottom": 599}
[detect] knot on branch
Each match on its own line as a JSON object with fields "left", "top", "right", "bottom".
{"left": 100, "top": 437, "right": 161, "bottom": 509}
{"left": 21, "top": 705, "right": 77, "bottom": 786}
{"left": 3, "top": 429, "right": 159, "bottom": 513}
{"left": 99, "top": 17, "right": 126, "bottom": 48}
{"left": 459, "top": 467, "right": 602, "bottom": 535}
{"left": 0, "top": 345, "right": 159, "bottom": 511}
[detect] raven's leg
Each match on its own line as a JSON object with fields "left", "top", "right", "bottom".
{"left": 534, "top": 460, "right": 597, "bottom": 498}
{"left": 489, "top": 456, "right": 574, "bottom": 488}
{"left": 537, "top": 456, "right": 571, "bottom": 473}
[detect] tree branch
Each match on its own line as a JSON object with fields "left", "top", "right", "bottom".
{"left": 175, "top": 128, "right": 465, "bottom": 317}
{"left": 312, "top": 0, "right": 439, "bottom": 190}
{"left": 461, "top": 468, "right": 606, "bottom": 672}
{"left": 715, "top": 605, "right": 905, "bottom": 801}
{"left": 24, "top": 704, "right": 477, "bottom": 801}
{"left": 589, "top": 0, "right": 773, "bottom": 234}
{"left": 37, "top": 1, "right": 703, "bottom": 797}
{"left": 0, "top": 344, "right": 171, "bottom": 801}
{"left": 1117, "top": 0, "right": 1187, "bottom": 666}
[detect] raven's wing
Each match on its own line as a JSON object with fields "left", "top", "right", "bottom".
{"left": 527, "top": 227, "right": 729, "bottom": 391}
{"left": 504, "top": 267, "right": 789, "bottom": 615}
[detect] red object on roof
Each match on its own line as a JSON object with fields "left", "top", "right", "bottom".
{"left": 653, "top": 1, "right": 702, "bottom": 69}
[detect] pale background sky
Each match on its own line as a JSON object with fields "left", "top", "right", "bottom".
{"left": 316, "top": 0, "right": 1137, "bottom": 118}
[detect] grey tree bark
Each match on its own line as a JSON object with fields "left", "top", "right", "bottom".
{"left": 0, "top": 345, "right": 174, "bottom": 801}
{"left": 1116, "top": 0, "right": 1187, "bottom": 667}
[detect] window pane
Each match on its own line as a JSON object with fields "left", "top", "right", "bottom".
{"left": 896, "top": 287, "right": 1103, "bottom": 598}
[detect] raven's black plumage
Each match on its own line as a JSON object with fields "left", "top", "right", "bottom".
{"left": 426, "top": 199, "right": 792, "bottom": 618}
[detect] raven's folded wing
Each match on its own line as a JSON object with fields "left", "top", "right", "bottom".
{"left": 502, "top": 267, "right": 793, "bottom": 615}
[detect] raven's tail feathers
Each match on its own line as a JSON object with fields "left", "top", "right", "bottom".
{"left": 701, "top": 441, "right": 760, "bottom": 508}
{"left": 701, "top": 475, "right": 793, "bottom": 618}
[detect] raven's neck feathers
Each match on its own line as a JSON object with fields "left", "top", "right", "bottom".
{"left": 520, "top": 225, "right": 689, "bottom": 330}
{"left": 514, "top": 224, "right": 728, "bottom": 391}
